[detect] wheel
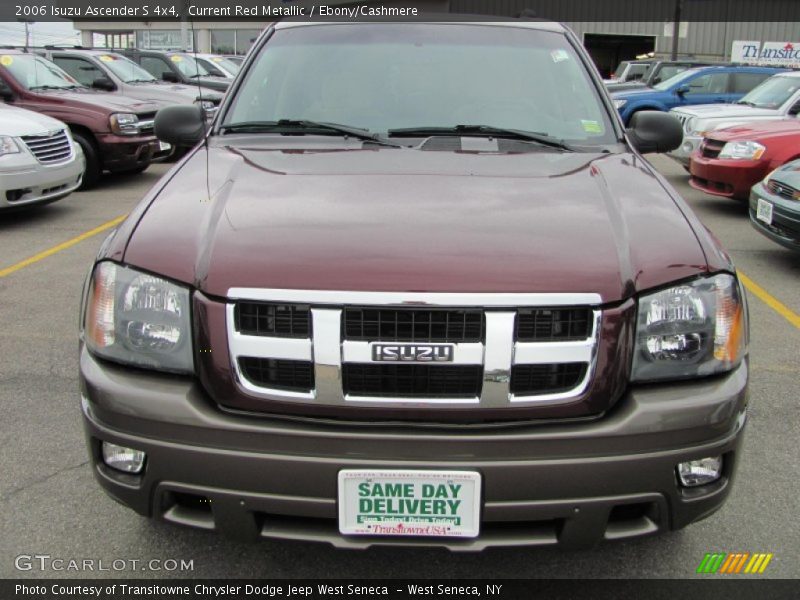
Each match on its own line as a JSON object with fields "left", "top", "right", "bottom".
{"left": 71, "top": 130, "right": 101, "bottom": 189}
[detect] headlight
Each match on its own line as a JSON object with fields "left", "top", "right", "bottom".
{"left": 110, "top": 113, "right": 140, "bottom": 135}
{"left": 0, "top": 136, "right": 20, "bottom": 156}
{"left": 83, "top": 262, "right": 193, "bottom": 373}
{"left": 718, "top": 140, "right": 765, "bottom": 160}
{"left": 631, "top": 274, "right": 745, "bottom": 382}
{"left": 613, "top": 99, "right": 627, "bottom": 109}
{"left": 684, "top": 117, "right": 696, "bottom": 133}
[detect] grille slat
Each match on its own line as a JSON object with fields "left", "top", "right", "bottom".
{"left": 516, "top": 308, "right": 592, "bottom": 341}
{"left": 344, "top": 308, "right": 484, "bottom": 342}
{"left": 21, "top": 130, "right": 72, "bottom": 164}
{"left": 768, "top": 179, "right": 799, "bottom": 201}
{"left": 343, "top": 364, "right": 483, "bottom": 398}
{"left": 700, "top": 139, "right": 724, "bottom": 159}
{"left": 239, "top": 358, "right": 314, "bottom": 392}
{"left": 236, "top": 303, "right": 310, "bottom": 338}
{"left": 510, "top": 363, "right": 587, "bottom": 395}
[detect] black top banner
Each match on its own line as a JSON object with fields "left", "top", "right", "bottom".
{"left": 4, "top": 0, "right": 800, "bottom": 23}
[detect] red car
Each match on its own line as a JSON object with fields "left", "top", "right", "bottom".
{"left": 690, "top": 119, "right": 800, "bottom": 200}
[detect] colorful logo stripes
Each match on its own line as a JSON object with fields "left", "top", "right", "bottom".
{"left": 697, "top": 552, "right": 773, "bottom": 574}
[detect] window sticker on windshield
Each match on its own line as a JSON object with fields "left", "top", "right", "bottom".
{"left": 581, "top": 120, "right": 603, "bottom": 134}
{"left": 0, "top": 55, "right": 13, "bottom": 67}
{"left": 170, "top": 56, "right": 183, "bottom": 62}
{"left": 551, "top": 49, "right": 570, "bottom": 63}
{"left": 99, "top": 55, "right": 115, "bottom": 62}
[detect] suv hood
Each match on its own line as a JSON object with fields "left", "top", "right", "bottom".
{"left": 125, "top": 82, "right": 222, "bottom": 104}
{"left": 123, "top": 141, "right": 709, "bottom": 303}
{"left": 673, "top": 103, "right": 781, "bottom": 119}
{"left": 0, "top": 104, "right": 66, "bottom": 135}
{"left": 36, "top": 88, "right": 163, "bottom": 115}
{"left": 709, "top": 118, "right": 800, "bottom": 141}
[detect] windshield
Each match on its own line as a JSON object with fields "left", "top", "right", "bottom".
{"left": 223, "top": 24, "right": 616, "bottom": 146}
{"left": 0, "top": 54, "right": 79, "bottom": 90}
{"left": 653, "top": 68, "right": 700, "bottom": 91}
{"left": 169, "top": 54, "right": 212, "bottom": 78}
{"left": 207, "top": 56, "right": 240, "bottom": 75}
{"left": 98, "top": 53, "right": 156, "bottom": 83}
{"left": 739, "top": 75, "right": 800, "bottom": 109}
{"left": 653, "top": 65, "right": 690, "bottom": 85}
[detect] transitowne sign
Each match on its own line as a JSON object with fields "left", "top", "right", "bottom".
{"left": 732, "top": 41, "right": 800, "bottom": 67}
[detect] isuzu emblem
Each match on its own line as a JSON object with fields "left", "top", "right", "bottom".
{"left": 371, "top": 344, "right": 455, "bottom": 362}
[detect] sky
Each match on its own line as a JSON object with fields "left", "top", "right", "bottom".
{"left": 0, "top": 21, "right": 80, "bottom": 47}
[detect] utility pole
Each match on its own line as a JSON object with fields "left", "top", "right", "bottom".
{"left": 671, "top": 0, "right": 683, "bottom": 60}
{"left": 180, "top": 0, "right": 190, "bottom": 51}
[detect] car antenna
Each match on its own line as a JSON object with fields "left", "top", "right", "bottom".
{"left": 188, "top": 14, "right": 211, "bottom": 202}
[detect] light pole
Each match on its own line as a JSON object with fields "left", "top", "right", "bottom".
{"left": 671, "top": 0, "right": 684, "bottom": 60}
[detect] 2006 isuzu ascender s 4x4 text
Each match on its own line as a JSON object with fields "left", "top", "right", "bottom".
{"left": 79, "top": 20, "right": 749, "bottom": 550}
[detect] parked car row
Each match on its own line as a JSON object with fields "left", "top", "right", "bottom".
{"left": 635, "top": 68, "right": 800, "bottom": 253}
{"left": 0, "top": 47, "right": 236, "bottom": 210}
{"left": 604, "top": 57, "right": 799, "bottom": 252}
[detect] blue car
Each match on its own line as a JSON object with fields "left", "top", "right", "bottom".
{"left": 611, "top": 65, "right": 787, "bottom": 125}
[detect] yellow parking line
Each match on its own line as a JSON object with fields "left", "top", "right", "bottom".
{"left": 738, "top": 271, "right": 800, "bottom": 330}
{"left": 0, "top": 215, "right": 127, "bottom": 278}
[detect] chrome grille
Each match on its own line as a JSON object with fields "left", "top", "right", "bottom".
{"left": 239, "top": 357, "right": 314, "bottom": 393}
{"left": 768, "top": 179, "right": 799, "bottom": 201}
{"left": 344, "top": 307, "right": 484, "bottom": 342}
{"left": 21, "top": 129, "right": 72, "bottom": 164}
{"left": 227, "top": 290, "right": 601, "bottom": 407}
{"left": 343, "top": 364, "right": 483, "bottom": 399}
{"left": 700, "top": 139, "right": 724, "bottom": 159}
{"left": 137, "top": 112, "right": 157, "bottom": 134}
{"left": 674, "top": 113, "right": 691, "bottom": 133}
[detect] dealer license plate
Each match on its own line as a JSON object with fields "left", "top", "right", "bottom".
{"left": 757, "top": 198, "right": 773, "bottom": 225}
{"left": 159, "top": 141, "right": 172, "bottom": 151}
{"left": 338, "top": 470, "right": 481, "bottom": 538}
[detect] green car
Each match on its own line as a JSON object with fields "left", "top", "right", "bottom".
{"left": 750, "top": 160, "right": 800, "bottom": 252}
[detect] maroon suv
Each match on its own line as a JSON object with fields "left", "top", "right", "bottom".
{"left": 0, "top": 50, "right": 164, "bottom": 187}
{"left": 79, "top": 21, "right": 749, "bottom": 550}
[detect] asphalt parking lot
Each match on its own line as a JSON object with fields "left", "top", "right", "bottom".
{"left": 0, "top": 155, "right": 798, "bottom": 579}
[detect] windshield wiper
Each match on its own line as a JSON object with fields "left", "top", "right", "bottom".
{"left": 387, "top": 125, "right": 575, "bottom": 151}
{"left": 29, "top": 84, "right": 75, "bottom": 91}
{"left": 128, "top": 79, "right": 155, "bottom": 84}
{"left": 219, "top": 120, "right": 402, "bottom": 147}
{"left": 736, "top": 100, "right": 757, "bottom": 106}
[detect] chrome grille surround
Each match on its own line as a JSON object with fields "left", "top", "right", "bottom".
{"left": 20, "top": 129, "right": 73, "bottom": 165}
{"left": 226, "top": 289, "right": 602, "bottom": 408}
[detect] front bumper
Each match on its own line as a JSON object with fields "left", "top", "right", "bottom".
{"left": 749, "top": 182, "right": 800, "bottom": 251}
{"left": 96, "top": 133, "right": 159, "bottom": 172}
{"left": 667, "top": 135, "right": 700, "bottom": 167}
{"left": 689, "top": 154, "right": 768, "bottom": 200}
{"left": 80, "top": 348, "right": 748, "bottom": 550}
{"left": 0, "top": 151, "right": 84, "bottom": 209}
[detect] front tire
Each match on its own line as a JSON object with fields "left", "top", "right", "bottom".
{"left": 72, "top": 131, "right": 101, "bottom": 189}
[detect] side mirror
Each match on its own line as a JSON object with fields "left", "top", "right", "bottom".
{"left": 626, "top": 110, "right": 684, "bottom": 154}
{"left": 154, "top": 105, "right": 205, "bottom": 146}
{"left": 788, "top": 101, "right": 800, "bottom": 117}
{"left": 0, "top": 85, "right": 13, "bottom": 101}
{"left": 652, "top": 76, "right": 662, "bottom": 85}
{"left": 162, "top": 71, "right": 180, "bottom": 83}
{"left": 676, "top": 85, "right": 690, "bottom": 96}
{"left": 92, "top": 76, "right": 115, "bottom": 91}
